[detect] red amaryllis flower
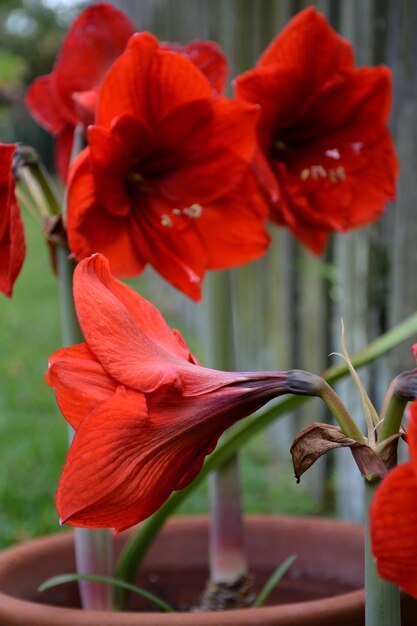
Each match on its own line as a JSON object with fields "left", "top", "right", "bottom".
{"left": 235, "top": 7, "right": 398, "bottom": 254}
{"left": 0, "top": 144, "right": 25, "bottom": 297}
{"left": 26, "top": 3, "right": 228, "bottom": 181}
{"left": 26, "top": 3, "right": 135, "bottom": 180}
{"left": 66, "top": 33, "right": 269, "bottom": 301}
{"left": 47, "top": 254, "right": 301, "bottom": 532}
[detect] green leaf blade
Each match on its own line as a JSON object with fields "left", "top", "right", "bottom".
{"left": 253, "top": 554, "right": 297, "bottom": 608}
{"left": 39, "top": 573, "right": 175, "bottom": 613}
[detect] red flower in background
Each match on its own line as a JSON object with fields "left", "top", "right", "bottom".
{"left": 26, "top": 3, "right": 228, "bottom": 181}
{"left": 371, "top": 395, "right": 417, "bottom": 597}
{"left": 66, "top": 33, "right": 269, "bottom": 300}
{"left": 47, "top": 254, "right": 292, "bottom": 532}
{"left": 162, "top": 40, "right": 228, "bottom": 96}
{"left": 26, "top": 3, "right": 135, "bottom": 180}
{"left": 0, "top": 145, "right": 25, "bottom": 297}
{"left": 235, "top": 7, "right": 398, "bottom": 254}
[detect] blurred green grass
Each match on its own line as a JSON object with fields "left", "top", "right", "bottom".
{"left": 0, "top": 215, "right": 316, "bottom": 548}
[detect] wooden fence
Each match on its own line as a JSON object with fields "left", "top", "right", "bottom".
{"left": 112, "top": 0, "right": 417, "bottom": 521}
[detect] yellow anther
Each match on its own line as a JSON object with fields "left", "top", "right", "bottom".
{"left": 300, "top": 168, "right": 310, "bottom": 181}
{"left": 336, "top": 166, "right": 346, "bottom": 181}
{"left": 328, "top": 169, "right": 337, "bottom": 184}
{"left": 129, "top": 172, "right": 144, "bottom": 183}
{"left": 184, "top": 203, "right": 202, "bottom": 219}
{"left": 160, "top": 214, "right": 172, "bottom": 227}
{"left": 311, "top": 165, "right": 327, "bottom": 180}
{"left": 274, "top": 140, "right": 287, "bottom": 151}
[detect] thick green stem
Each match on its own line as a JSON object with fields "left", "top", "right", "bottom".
{"left": 380, "top": 377, "right": 408, "bottom": 442}
{"left": 56, "top": 247, "right": 82, "bottom": 346}
{"left": 204, "top": 271, "right": 248, "bottom": 589}
{"left": 364, "top": 480, "right": 401, "bottom": 626}
{"left": 17, "top": 166, "right": 54, "bottom": 218}
{"left": 209, "top": 455, "right": 247, "bottom": 583}
{"left": 56, "top": 244, "right": 114, "bottom": 611}
{"left": 73, "top": 525, "right": 114, "bottom": 611}
{"left": 27, "top": 160, "right": 61, "bottom": 215}
{"left": 318, "top": 380, "right": 366, "bottom": 443}
{"left": 14, "top": 146, "right": 62, "bottom": 218}
{"left": 380, "top": 396, "right": 407, "bottom": 442}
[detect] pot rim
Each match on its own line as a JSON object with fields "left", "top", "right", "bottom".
{"left": 0, "top": 515, "right": 365, "bottom": 626}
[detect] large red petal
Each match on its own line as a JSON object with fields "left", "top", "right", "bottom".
{"left": 57, "top": 388, "right": 223, "bottom": 532}
{"left": 158, "top": 97, "right": 259, "bottom": 203}
{"left": 57, "top": 388, "right": 158, "bottom": 531}
{"left": 408, "top": 403, "right": 417, "bottom": 472}
{"left": 72, "top": 254, "right": 198, "bottom": 391}
{"left": 235, "top": 64, "right": 311, "bottom": 152}
{"left": 72, "top": 89, "right": 97, "bottom": 127}
{"left": 73, "top": 254, "right": 245, "bottom": 396}
{"left": 97, "top": 33, "right": 212, "bottom": 128}
{"left": 0, "top": 145, "right": 25, "bottom": 297}
{"left": 251, "top": 146, "right": 280, "bottom": 204}
{"left": 141, "top": 99, "right": 213, "bottom": 177}
{"left": 55, "top": 125, "right": 74, "bottom": 182}
{"left": 25, "top": 75, "right": 67, "bottom": 134}
{"left": 87, "top": 117, "right": 153, "bottom": 217}
{"left": 199, "top": 171, "right": 270, "bottom": 269}
{"left": 132, "top": 210, "right": 207, "bottom": 302}
{"left": 259, "top": 7, "right": 354, "bottom": 76}
{"left": 75, "top": 253, "right": 200, "bottom": 362}
{"left": 96, "top": 33, "right": 157, "bottom": 126}
{"left": 371, "top": 462, "right": 417, "bottom": 597}
{"left": 66, "top": 149, "right": 146, "bottom": 276}
{"left": 46, "top": 343, "right": 118, "bottom": 429}
{"left": 288, "top": 67, "right": 393, "bottom": 142}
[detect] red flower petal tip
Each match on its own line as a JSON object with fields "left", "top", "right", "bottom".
{"left": 0, "top": 144, "right": 25, "bottom": 297}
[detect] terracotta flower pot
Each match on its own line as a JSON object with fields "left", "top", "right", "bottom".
{"left": 0, "top": 515, "right": 415, "bottom": 626}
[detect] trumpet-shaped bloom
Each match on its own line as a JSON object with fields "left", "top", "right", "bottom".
{"left": 235, "top": 7, "right": 398, "bottom": 254}
{"left": 26, "top": 3, "right": 228, "bottom": 180}
{"left": 47, "top": 254, "right": 293, "bottom": 532}
{"left": 371, "top": 355, "right": 417, "bottom": 597}
{"left": 0, "top": 144, "right": 25, "bottom": 297}
{"left": 66, "top": 33, "right": 269, "bottom": 300}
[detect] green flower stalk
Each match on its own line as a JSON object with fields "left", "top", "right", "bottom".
{"left": 365, "top": 480, "right": 400, "bottom": 626}
{"left": 202, "top": 270, "right": 251, "bottom": 608}
{"left": 15, "top": 146, "right": 114, "bottom": 611}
